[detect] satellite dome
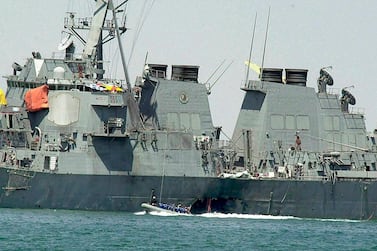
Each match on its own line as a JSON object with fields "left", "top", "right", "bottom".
{"left": 53, "top": 66, "right": 65, "bottom": 79}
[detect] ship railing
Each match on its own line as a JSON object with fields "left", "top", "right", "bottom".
{"left": 256, "top": 174, "right": 328, "bottom": 181}
{"left": 294, "top": 175, "right": 328, "bottom": 181}
{"left": 216, "top": 139, "right": 232, "bottom": 149}
{"left": 51, "top": 51, "right": 85, "bottom": 60}
{"left": 7, "top": 79, "right": 45, "bottom": 88}
{"left": 348, "top": 107, "right": 365, "bottom": 115}
{"left": 326, "top": 87, "right": 340, "bottom": 96}
{"left": 64, "top": 17, "right": 115, "bottom": 31}
{"left": 64, "top": 17, "right": 93, "bottom": 30}
{"left": 50, "top": 51, "right": 104, "bottom": 63}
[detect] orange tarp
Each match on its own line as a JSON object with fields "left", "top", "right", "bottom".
{"left": 24, "top": 84, "right": 49, "bottom": 112}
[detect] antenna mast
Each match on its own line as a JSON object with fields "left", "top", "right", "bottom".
{"left": 205, "top": 59, "right": 226, "bottom": 85}
{"left": 245, "top": 12, "right": 257, "bottom": 86}
{"left": 110, "top": 0, "right": 132, "bottom": 91}
{"left": 208, "top": 60, "right": 234, "bottom": 91}
{"left": 261, "top": 7, "right": 271, "bottom": 77}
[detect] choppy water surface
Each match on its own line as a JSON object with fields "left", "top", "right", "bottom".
{"left": 0, "top": 209, "right": 376, "bottom": 250}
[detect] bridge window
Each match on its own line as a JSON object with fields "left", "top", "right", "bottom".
{"left": 191, "top": 114, "right": 201, "bottom": 130}
{"left": 271, "top": 115, "right": 284, "bottom": 129}
{"left": 324, "top": 116, "right": 340, "bottom": 131}
{"left": 180, "top": 113, "right": 190, "bottom": 130}
{"left": 167, "top": 113, "right": 179, "bottom": 129}
{"left": 285, "top": 115, "right": 295, "bottom": 129}
{"left": 167, "top": 112, "right": 201, "bottom": 131}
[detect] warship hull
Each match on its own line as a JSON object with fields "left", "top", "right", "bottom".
{"left": 3, "top": 0, "right": 377, "bottom": 220}
{"left": 0, "top": 167, "right": 375, "bottom": 220}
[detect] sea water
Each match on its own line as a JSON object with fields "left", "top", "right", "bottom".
{"left": 0, "top": 208, "right": 376, "bottom": 250}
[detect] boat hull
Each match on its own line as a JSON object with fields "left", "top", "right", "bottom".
{"left": 141, "top": 203, "right": 190, "bottom": 214}
{"left": 0, "top": 167, "right": 376, "bottom": 220}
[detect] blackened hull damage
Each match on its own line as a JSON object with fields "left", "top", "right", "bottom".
{"left": 190, "top": 178, "right": 377, "bottom": 220}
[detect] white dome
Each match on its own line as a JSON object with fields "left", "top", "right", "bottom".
{"left": 53, "top": 66, "right": 65, "bottom": 79}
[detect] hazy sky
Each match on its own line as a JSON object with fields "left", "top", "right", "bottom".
{"left": 1, "top": 1, "right": 377, "bottom": 136}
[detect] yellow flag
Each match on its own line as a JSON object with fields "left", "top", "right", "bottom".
{"left": 244, "top": 60, "right": 261, "bottom": 75}
{"left": 0, "top": 89, "right": 7, "bottom": 105}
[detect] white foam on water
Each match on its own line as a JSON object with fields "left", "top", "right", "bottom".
{"left": 196, "top": 212, "right": 296, "bottom": 220}
{"left": 148, "top": 211, "right": 183, "bottom": 217}
{"left": 305, "top": 218, "right": 363, "bottom": 223}
{"left": 135, "top": 210, "right": 363, "bottom": 222}
{"left": 133, "top": 211, "right": 147, "bottom": 215}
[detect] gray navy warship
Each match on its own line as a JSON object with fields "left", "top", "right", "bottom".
{"left": 2, "top": 0, "right": 377, "bottom": 220}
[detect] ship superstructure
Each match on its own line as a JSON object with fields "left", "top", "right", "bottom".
{"left": 232, "top": 68, "right": 377, "bottom": 181}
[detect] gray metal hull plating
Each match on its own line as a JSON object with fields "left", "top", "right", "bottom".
{"left": 0, "top": 168, "right": 375, "bottom": 220}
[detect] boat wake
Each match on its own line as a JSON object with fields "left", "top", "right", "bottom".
{"left": 148, "top": 211, "right": 192, "bottom": 217}
{"left": 197, "top": 212, "right": 296, "bottom": 220}
{"left": 302, "top": 218, "right": 363, "bottom": 223}
{"left": 135, "top": 210, "right": 295, "bottom": 220}
{"left": 134, "top": 210, "right": 365, "bottom": 222}
{"left": 133, "top": 211, "right": 147, "bottom": 216}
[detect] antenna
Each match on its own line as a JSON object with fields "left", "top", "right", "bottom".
{"left": 205, "top": 59, "right": 226, "bottom": 84}
{"left": 245, "top": 12, "right": 257, "bottom": 86}
{"left": 143, "top": 51, "right": 149, "bottom": 66}
{"left": 111, "top": 0, "right": 131, "bottom": 90}
{"left": 140, "top": 51, "right": 149, "bottom": 80}
{"left": 261, "top": 6, "right": 271, "bottom": 77}
{"left": 208, "top": 60, "right": 234, "bottom": 93}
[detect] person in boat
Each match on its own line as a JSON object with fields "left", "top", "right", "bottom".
{"left": 176, "top": 203, "right": 190, "bottom": 214}
{"left": 185, "top": 206, "right": 191, "bottom": 214}
{"left": 151, "top": 196, "right": 158, "bottom": 206}
{"left": 150, "top": 189, "right": 158, "bottom": 206}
